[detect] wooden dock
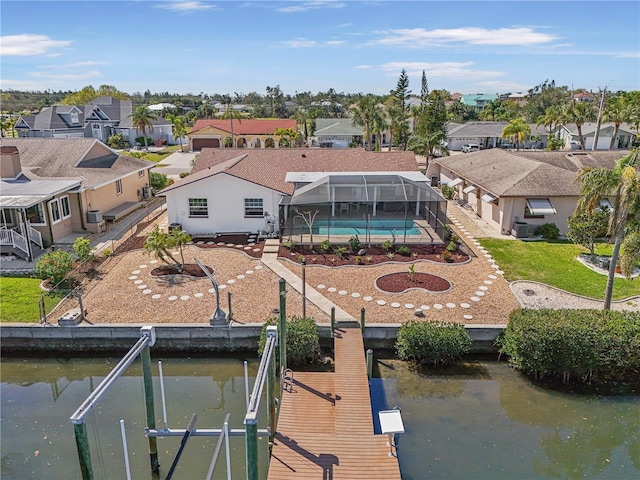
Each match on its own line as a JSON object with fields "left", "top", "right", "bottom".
{"left": 267, "top": 326, "right": 402, "bottom": 479}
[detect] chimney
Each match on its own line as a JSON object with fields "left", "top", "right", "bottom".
{"left": 1, "top": 145, "right": 22, "bottom": 180}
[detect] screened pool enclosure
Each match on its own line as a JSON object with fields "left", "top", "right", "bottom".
{"left": 280, "top": 173, "right": 447, "bottom": 244}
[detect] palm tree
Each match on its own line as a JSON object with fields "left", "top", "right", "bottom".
{"left": 536, "top": 105, "right": 563, "bottom": 136}
{"left": 372, "top": 109, "right": 389, "bottom": 151}
{"left": 563, "top": 102, "right": 596, "bottom": 150}
{"left": 143, "top": 227, "right": 181, "bottom": 270}
{"left": 575, "top": 149, "right": 640, "bottom": 309}
{"left": 350, "top": 96, "right": 381, "bottom": 151}
{"left": 129, "top": 106, "right": 158, "bottom": 149}
{"left": 501, "top": 117, "right": 531, "bottom": 151}
{"left": 172, "top": 120, "right": 188, "bottom": 152}
{"left": 602, "top": 97, "right": 627, "bottom": 150}
{"left": 221, "top": 104, "right": 243, "bottom": 148}
{"left": 169, "top": 228, "right": 192, "bottom": 268}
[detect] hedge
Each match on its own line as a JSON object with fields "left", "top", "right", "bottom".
{"left": 499, "top": 309, "right": 640, "bottom": 384}
{"left": 258, "top": 316, "right": 321, "bottom": 366}
{"left": 396, "top": 320, "right": 471, "bottom": 366}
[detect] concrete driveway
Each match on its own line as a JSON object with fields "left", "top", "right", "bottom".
{"left": 151, "top": 150, "right": 197, "bottom": 179}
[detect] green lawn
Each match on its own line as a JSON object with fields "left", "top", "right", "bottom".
{"left": 479, "top": 239, "right": 640, "bottom": 301}
{"left": 120, "top": 145, "right": 182, "bottom": 163}
{"left": 0, "top": 277, "right": 68, "bottom": 323}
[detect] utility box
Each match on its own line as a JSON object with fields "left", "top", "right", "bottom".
{"left": 59, "top": 308, "right": 83, "bottom": 326}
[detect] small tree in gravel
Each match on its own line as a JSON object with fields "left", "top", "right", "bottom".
{"left": 567, "top": 208, "right": 610, "bottom": 260}
{"left": 143, "top": 227, "right": 191, "bottom": 272}
{"left": 73, "top": 237, "right": 94, "bottom": 262}
{"left": 35, "top": 250, "right": 74, "bottom": 286}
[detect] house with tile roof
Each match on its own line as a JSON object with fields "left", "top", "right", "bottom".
{"left": 1, "top": 138, "right": 154, "bottom": 259}
{"left": 187, "top": 119, "right": 298, "bottom": 150}
{"left": 14, "top": 96, "right": 174, "bottom": 147}
{"left": 446, "top": 121, "right": 548, "bottom": 150}
{"left": 556, "top": 122, "right": 637, "bottom": 150}
{"left": 158, "top": 149, "right": 447, "bottom": 243}
{"left": 427, "top": 149, "right": 630, "bottom": 237}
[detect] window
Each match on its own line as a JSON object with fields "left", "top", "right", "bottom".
{"left": 189, "top": 198, "right": 208, "bottom": 217}
{"left": 525, "top": 198, "right": 555, "bottom": 219}
{"left": 49, "top": 200, "right": 61, "bottom": 224}
{"left": 26, "top": 204, "right": 46, "bottom": 225}
{"left": 116, "top": 179, "right": 122, "bottom": 195}
{"left": 70, "top": 112, "right": 79, "bottom": 124}
{"left": 244, "top": 198, "right": 264, "bottom": 217}
{"left": 138, "top": 169, "right": 145, "bottom": 177}
{"left": 60, "top": 196, "right": 71, "bottom": 219}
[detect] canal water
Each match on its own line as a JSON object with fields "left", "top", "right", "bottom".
{"left": 2, "top": 356, "right": 639, "bottom": 479}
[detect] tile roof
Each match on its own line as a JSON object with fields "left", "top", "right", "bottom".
{"left": 189, "top": 119, "right": 297, "bottom": 135}
{"left": 162, "top": 148, "right": 419, "bottom": 195}
{"left": 0, "top": 138, "right": 154, "bottom": 189}
{"left": 433, "top": 149, "right": 631, "bottom": 197}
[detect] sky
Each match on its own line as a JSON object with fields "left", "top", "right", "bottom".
{"left": 1, "top": 0, "right": 639, "bottom": 98}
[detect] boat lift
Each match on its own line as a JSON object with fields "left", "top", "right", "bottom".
{"left": 69, "top": 325, "right": 279, "bottom": 480}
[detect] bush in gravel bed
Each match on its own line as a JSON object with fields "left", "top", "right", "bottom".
{"left": 259, "top": 316, "right": 321, "bottom": 366}
{"left": 396, "top": 320, "right": 471, "bottom": 366}
{"left": 499, "top": 309, "right": 640, "bottom": 385}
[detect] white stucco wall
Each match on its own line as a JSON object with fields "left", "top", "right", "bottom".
{"left": 163, "top": 173, "right": 284, "bottom": 235}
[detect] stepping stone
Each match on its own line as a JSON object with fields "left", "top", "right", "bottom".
{"left": 132, "top": 270, "right": 140, "bottom": 274}
{"left": 139, "top": 265, "right": 147, "bottom": 269}
{"left": 317, "top": 284, "right": 326, "bottom": 289}
{"left": 244, "top": 246, "right": 252, "bottom": 250}
{"left": 376, "top": 300, "right": 387, "bottom": 306}
{"left": 479, "top": 286, "right": 488, "bottom": 291}
{"left": 150, "top": 260, "right": 158, "bottom": 264}
{"left": 460, "top": 303, "right": 471, "bottom": 308}
{"left": 235, "top": 245, "right": 243, "bottom": 249}
{"left": 496, "top": 270, "right": 504, "bottom": 275}
{"left": 151, "top": 294, "right": 162, "bottom": 299}
{"left": 484, "top": 253, "right": 492, "bottom": 258}
{"left": 446, "top": 303, "right": 456, "bottom": 308}
{"left": 248, "top": 243, "right": 255, "bottom": 246}
{"left": 420, "top": 305, "right": 431, "bottom": 310}
{"left": 227, "top": 279, "right": 235, "bottom": 284}
{"left": 254, "top": 249, "right": 261, "bottom": 252}
{"left": 488, "top": 274, "right": 497, "bottom": 279}
{"left": 391, "top": 302, "right": 401, "bottom": 308}
{"left": 143, "top": 289, "right": 152, "bottom": 294}
{"left": 137, "top": 285, "right": 147, "bottom": 289}
{"left": 404, "top": 303, "right": 415, "bottom": 309}
{"left": 197, "top": 241, "right": 204, "bottom": 244}
{"left": 475, "top": 291, "right": 485, "bottom": 297}
{"left": 491, "top": 264, "right": 500, "bottom": 269}
{"left": 433, "top": 304, "right": 443, "bottom": 310}
{"left": 328, "top": 287, "right": 337, "bottom": 293}
{"left": 180, "top": 295, "right": 190, "bottom": 301}
{"left": 168, "top": 296, "right": 178, "bottom": 301}
{"left": 134, "top": 280, "right": 143, "bottom": 284}
{"left": 208, "top": 288, "right": 216, "bottom": 293}
{"left": 479, "top": 249, "right": 488, "bottom": 253}
{"left": 226, "top": 243, "right": 234, "bottom": 247}
{"left": 484, "top": 280, "right": 493, "bottom": 285}
{"left": 219, "top": 284, "right": 227, "bottom": 290}
{"left": 255, "top": 265, "right": 263, "bottom": 270}
{"left": 207, "top": 241, "right": 214, "bottom": 244}
{"left": 338, "top": 290, "right": 347, "bottom": 295}
{"left": 217, "top": 242, "right": 225, "bottom": 245}
{"left": 470, "top": 296, "right": 480, "bottom": 302}
{"left": 194, "top": 293, "right": 204, "bottom": 298}
{"left": 363, "top": 296, "right": 373, "bottom": 302}
{"left": 487, "top": 259, "right": 496, "bottom": 263}
{"left": 463, "top": 314, "right": 473, "bottom": 320}
{"left": 246, "top": 270, "right": 254, "bottom": 275}
{"left": 237, "top": 274, "right": 245, "bottom": 279}
{"left": 351, "top": 293, "right": 361, "bottom": 298}
{"left": 129, "top": 276, "right": 138, "bottom": 280}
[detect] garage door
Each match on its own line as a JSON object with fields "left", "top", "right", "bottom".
{"left": 192, "top": 138, "right": 220, "bottom": 150}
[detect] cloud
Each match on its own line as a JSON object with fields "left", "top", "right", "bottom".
{"left": 156, "top": 1, "right": 218, "bottom": 12}
{"left": 326, "top": 40, "right": 347, "bottom": 45}
{"left": 276, "top": 1, "right": 345, "bottom": 13}
{"left": 356, "top": 65, "right": 372, "bottom": 69}
{"left": 55, "top": 61, "right": 106, "bottom": 69}
{"left": 336, "top": 23, "right": 352, "bottom": 28}
{"left": 380, "top": 61, "right": 504, "bottom": 79}
{"left": 475, "top": 80, "right": 532, "bottom": 92}
{"left": 0, "top": 34, "right": 71, "bottom": 56}
{"left": 282, "top": 38, "right": 317, "bottom": 47}
{"left": 371, "top": 27, "right": 560, "bottom": 47}
{"left": 28, "top": 69, "right": 102, "bottom": 81}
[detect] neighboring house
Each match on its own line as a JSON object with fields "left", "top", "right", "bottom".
{"left": 427, "top": 149, "right": 629, "bottom": 237}
{"left": 460, "top": 94, "right": 498, "bottom": 112}
{"left": 573, "top": 92, "right": 597, "bottom": 103}
{"left": 148, "top": 103, "right": 177, "bottom": 111}
{"left": 446, "top": 122, "right": 548, "bottom": 150}
{"left": 158, "top": 149, "right": 447, "bottom": 242}
{"left": 187, "top": 119, "right": 298, "bottom": 150}
{"left": 0, "top": 138, "right": 154, "bottom": 259}
{"left": 556, "top": 122, "right": 636, "bottom": 150}
{"left": 14, "top": 105, "right": 85, "bottom": 138}
{"left": 311, "top": 118, "right": 364, "bottom": 148}
{"left": 212, "top": 103, "right": 254, "bottom": 114}
{"left": 14, "top": 96, "right": 174, "bottom": 146}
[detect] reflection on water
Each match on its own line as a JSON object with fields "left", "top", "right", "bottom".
{"left": 371, "top": 357, "right": 640, "bottom": 480}
{"left": 1, "top": 356, "right": 268, "bottom": 480}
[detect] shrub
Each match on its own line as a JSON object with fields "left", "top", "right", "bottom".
{"left": 150, "top": 171, "right": 169, "bottom": 192}
{"left": 334, "top": 246, "right": 348, "bottom": 258}
{"left": 386, "top": 252, "right": 395, "bottom": 260}
{"left": 355, "top": 255, "right": 364, "bottom": 265}
{"left": 450, "top": 233, "right": 460, "bottom": 244}
{"left": 444, "top": 224, "right": 452, "bottom": 241}
{"left": 107, "top": 133, "right": 128, "bottom": 149}
{"left": 258, "top": 316, "right": 321, "bottom": 366}
{"left": 442, "top": 250, "right": 452, "bottom": 262}
{"left": 381, "top": 240, "right": 393, "bottom": 252}
{"left": 499, "top": 309, "right": 640, "bottom": 384}
{"left": 534, "top": 223, "right": 559, "bottom": 240}
{"left": 35, "top": 250, "right": 74, "bottom": 286}
{"left": 348, "top": 235, "right": 361, "bottom": 252}
{"left": 73, "top": 237, "right": 94, "bottom": 262}
{"left": 396, "top": 320, "right": 472, "bottom": 366}
{"left": 446, "top": 240, "right": 457, "bottom": 252}
{"left": 396, "top": 245, "right": 411, "bottom": 256}
{"left": 135, "top": 136, "right": 153, "bottom": 146}
{"left": 440, "top": 185, "right": 455, "bottom": 200}
{"left": 179, "top": 171, "right": 189, "bottom": 178}
{"left": 101, "top": 248, "right": 112, "bottom": 257}
{"left": 283, "top": 241, "right": 296, "bottom": 251}
{"left": 320, "top": 239, "right": 332, "bottom": 252}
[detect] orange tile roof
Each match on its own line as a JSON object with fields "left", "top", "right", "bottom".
{"left": 189, "top": 119, "right": 297, "bottom": 135}
{"left": 187, "top": 148, "right": 419, "bottom": 195}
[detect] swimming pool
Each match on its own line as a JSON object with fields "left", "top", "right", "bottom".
{"left": 314, "top": 218, "right": 422, "bottom": 236}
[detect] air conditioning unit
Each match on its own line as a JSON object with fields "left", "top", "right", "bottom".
{"left": 137, "top": 188, "right": 143, "bottom": 200}
{"left": 87, "top": 210, "right": 102, "bottom": 223}
{"left": 511, "top": 221, "right": 529, "bottom": 238}
{"left": 143, "top": 186, "right": 153, "bottom": 199}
